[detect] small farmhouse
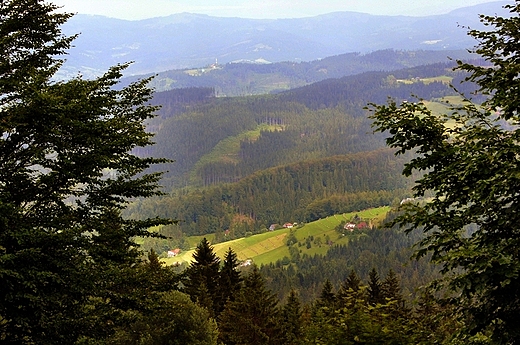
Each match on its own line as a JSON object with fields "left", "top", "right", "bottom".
{"left": 344, "top": 222, "right": 356, "bottom": 231}
{"left": 240, "top": 259, "right": 252, "bottom": 267}
{"left": 356, "top": 222, "right": 368, "bottom": 229}
{"left": 167, "top": 248, "right": 181, "bottom": 258}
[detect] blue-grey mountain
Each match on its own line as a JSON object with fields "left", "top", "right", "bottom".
{"left": 59, "top": 1, "right": 507, "bottom": 78}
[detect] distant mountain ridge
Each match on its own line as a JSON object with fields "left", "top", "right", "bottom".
{"left": 59, "top": 1, "right": 508, "bottom": 78}
{"left": 141, "top": 49, "right": 476, "bottom": 96}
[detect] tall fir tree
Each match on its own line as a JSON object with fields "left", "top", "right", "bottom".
{"left": 316, "top": 279, "right": 336, "bottom": 309}
{"left": 339, "top": 269, "right": 362, "bottom": 294}
{"left": 381, "top": 269, "right": 410, "bottom": 326}
{"left": 217, "top": 247, "right": 242, "bottom": 314}
{"left": 281, "top": 289, "right": 303, "bottom": 345}
{"left": 367, "top": 268, "right": 383, "bottom": 306}
{"left": 381, "top": 269, "right": 401, "bottom": 301}
{"left": 219, "top": 267, "right": 282, "bottom": 345}
{"left": 337, "top": 269, "right": 363, "bottom": 309}
{"left": 184, "top": 238, "right": 221, "bottom": 317}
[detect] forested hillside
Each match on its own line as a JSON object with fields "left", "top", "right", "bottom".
{"left": 138, "top": 49, "right": 475, "bottom": 95}
{"left": 144, "top": 61, "right": 471, "bottom": 190}
{"left": 125, "top": 60, "right": 476, "bottom": 254}
{"left": 127, "top": 148, "right": 411, "bottom": 240}
{"left": 260, "top": 223, "right": 438, "bottom": 304}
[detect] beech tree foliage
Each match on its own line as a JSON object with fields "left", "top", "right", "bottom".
{"left": 370, "top": 1, "right": 520, "bottom": 343}
{"left": 0, "top": 0, "right": 170, "bottom": 343}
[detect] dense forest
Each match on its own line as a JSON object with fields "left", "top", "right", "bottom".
{"left": 175, "top": 236, "right": 455, "bottom": 345}
{"left": 127, "top": 149, "right": 411, "bottom": 240}
{"left": 259, "top": 224, "right": 438, "bottom": 304}
{"left": 126, "top": 61, "right": 475, "bottom": 250}
{"left": 143, "top": 61, "right": 471, "bottom": 190}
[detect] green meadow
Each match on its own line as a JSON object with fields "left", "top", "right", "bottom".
{"left": 163, "top": 206, "right": 390, "bottom": 266}
{"left": 190, "top": 123, "right": 284, "bottom": 183}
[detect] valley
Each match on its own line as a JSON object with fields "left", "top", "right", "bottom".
{"left": 4, "top": 0, "right": 516, "bottom": 342}
{"left": 163, "top": 206, "right": 390, "bottom": 266}
{"left": 123, "top": 53, "right": 469, "bottom": 305}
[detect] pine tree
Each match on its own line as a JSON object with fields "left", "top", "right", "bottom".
{"left": 367, "top": 268, "right": 383, "bottom": 305}
{"left": 219, "top": 267, "right": 282, "bottom": 345}
{"left": 381, "top": 269, "right": 410, "bottom": 321}
{"left": 281, "top": 289, "right": 303, "bottom": 345}
{"left": 337, "top": 269, "right": 363, "bottom": 309}
{"left": 184, "top": 238, "right": 221, "bottom": 317}
{"left": 381, "top": 269, "right": 401, "bottom": 301}
{"left": 217, "top": 247, "right": 242, "bottom": 314}
{"left": 316, "top": 279, "right": 336, "bottom": 309}
{"left": 339, "top": 269, "right": 362, "bottom": 295}
{"left": 139, "top": 249, "right": 180, "bottom": 293}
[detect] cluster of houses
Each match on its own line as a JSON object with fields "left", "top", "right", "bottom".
{"left": 269, "top": 222, "right": 297, "bottom": 231}
{"left": 269, "top": 220, "right": 369, "bottom": 232}
{"left": 343, "top": 221, "right": 369, "bottom": 232}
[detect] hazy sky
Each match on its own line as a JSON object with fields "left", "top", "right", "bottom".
{"left": 52, "top": 0, "right": 505, "bottom": 20}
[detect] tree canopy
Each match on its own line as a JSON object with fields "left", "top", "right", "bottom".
{"left": 370, "top": 1, "right": 520, "bottom": 343}
{"left": 0, "top": 1, "right": 173, "bottom": 343}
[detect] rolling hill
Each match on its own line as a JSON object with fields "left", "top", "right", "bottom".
{"left": 140, "top": 49, "right": 475, "bottom": 96}
{"left": 143, "top": 60, "right": 470, "bottom": 190}
{"left": 163, "top": 206, "right": 390, "bottom": 267}
{"left": 125, "top": 59, "right": 481, "bottom": 259}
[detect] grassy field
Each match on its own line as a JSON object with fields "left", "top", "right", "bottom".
{"left": 163, "top": 206, "right": 390, "bottom": 266}
{"left": 397, "top": 75, "right": 453, "bottom": 85}
{"left": 420, "top": 76, "right": 452, "bottom": 84}
{"left": 423, "top": 95, "right": 477, "bottom": 129}
{"left": 189, "top": 123, "right": 284, "bottom": 183}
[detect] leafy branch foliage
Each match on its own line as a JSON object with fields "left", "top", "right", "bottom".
{"left": 370, "top": 1, "right": 520, "bottom": 342}
{"left": 0, "top": 1, "right": 197, "bottom": 343}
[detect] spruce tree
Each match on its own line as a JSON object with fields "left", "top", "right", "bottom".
{"left": 337, "top": 269, "right": 363, "bottom": 309}
{"left": 184, "top": 238, "right": 221, "bottom": 316}
{"left": 381, "top": 269, "right": 410, "bottom": 321}
{"left": 281, "top": 289, "right": 303, "bottom": 345}
{"left": 316, "top": 279, "right": 336, "bottom": 309}
{"left": 217, "top": 247, "right": 242, "bottom": 314}
{"left": 367, "top": 268, "right": 383, "bottom": 305}
{"left": 139, "top": 249, "right": 180, "bottom": 293}
{"left": 381, "top": 269, "right": 401, "bottom": 301}
{"left": 339, "top": 269, "right": 362, "bottom": 294}
{"left": 219, "top": 267, "right": 282, "bottom": 345}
